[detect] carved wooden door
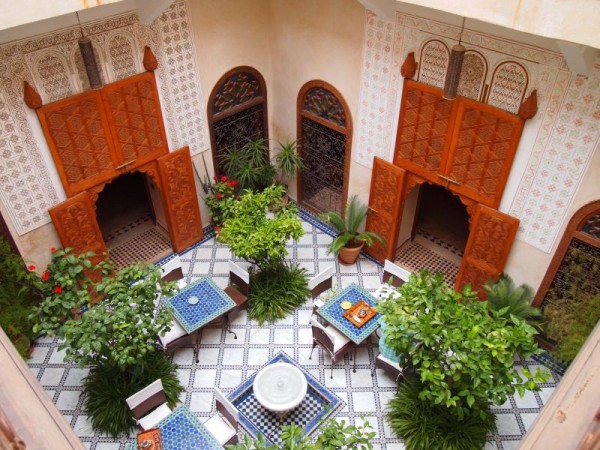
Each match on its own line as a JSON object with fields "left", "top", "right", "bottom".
{"left": 393, "top": 79, "right": 455, "bottom": 185}
{"left": 365, "top": 157, "right": 406, "bottom": 262}
{"left": 37, "top": 91, "right": 120, "bottom": 197}
{"left": 49, "top": 192, "right": 106, "bottom": 258}
{"left": 102, "top": 72, "right": 168, "bottom": 172}
{"left": 157, "top": 147, "right": 203, "bottom": 252}
{"left": 455, "top": 205, "right": 519, "bottom": 299}
{"left": 444, "top": 99, "right": 524, "bottom": 208}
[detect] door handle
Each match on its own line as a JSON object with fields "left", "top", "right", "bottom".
{"left": 115, "top": 160, "right": 135, "bottom": 170}
{"left": 367, "top": 206, "right": 380, "bottom": 215}
{"left": 437, "top": 174, "right": 460, "bottom": 185}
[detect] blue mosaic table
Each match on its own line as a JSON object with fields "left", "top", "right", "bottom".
{"left": 126, "top": 405, "right": 223, "bottom": 450}
{"left": 166, "top": 277, "right": 235, "bottom": 334}
{"left": 317, "top": 283, "right": 380, "bottom": 344}
{"left": 228, "top": 351, "right": 343, "bottom": 446}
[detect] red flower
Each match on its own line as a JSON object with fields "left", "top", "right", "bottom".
{"left": 221, "top": 175, "right": 228, "bottom": 182}
{"left": 50, "top": 247, "right": 56, "bottom": 252}
{"left": 213, "top": 176, "right": 217, "bottom": 181}
{"left": 216, "top": 193, "right": 223, "bottom": 199}
{"left": 28, "top": 265, "right": 36, "bottom": 271}
{"left": 226, "top": 181, "right": 232, "bottom": 187}
{"left": 54, "top": 286, "right": 63, "bottom": 294}
{"left": 41, "top": 271, "right": 50, "bottom": 281}
{"left": 231, "top": 180, "right": 238, "bottom": 187}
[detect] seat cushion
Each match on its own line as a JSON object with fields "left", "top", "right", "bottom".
{"left": 204, "top": 415, "right": 236, "bottom": 445}
{"left": 324, "top": 325, "right": 351, "bottom": 352}
{"left": 158, "top": 320, "right": 187, "bottom": 347}
{"left": 138, "top": 403, "right": 172, "bottom": 430}
{"left": 373, "top": 283, "right": 399, "bottom": 300}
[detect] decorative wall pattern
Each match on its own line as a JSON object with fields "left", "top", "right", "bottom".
{"left": 357, "top": 9, "right": 597, "bottom": 253}
{"left": 457, "top": 51, "right": 487, "bottom": 101}
{"left": 417, "top": 39, "right": 449, "bottom": 88}
{"left": 0, "top": 0, "right": 208, "bottom": 235}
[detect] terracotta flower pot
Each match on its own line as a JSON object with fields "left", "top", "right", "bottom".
{"left": 338, "top": 241, "right": 365, "bottom": 265}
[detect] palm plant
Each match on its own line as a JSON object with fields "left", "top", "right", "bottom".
{"left": 274, "top": 139, "right": 304, "bottom": 183}
{"left": 484, "top": 275, "right": 543, "bottom": 327}
{"left": 220, "top": 138, "right": 276, "bottom": 191}
{"left": 322, "top": 195, "right": 385, "bottom": 255}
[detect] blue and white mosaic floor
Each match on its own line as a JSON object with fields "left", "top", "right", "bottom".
{"left": 27, "top": 210, "right": 562, "bottom": 449}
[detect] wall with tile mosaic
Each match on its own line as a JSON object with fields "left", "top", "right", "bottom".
{"left": 0, "top": 0, "right": 208, "bottom": 237}
{"left": 354, "top": 8, "right": 599, "bottom": 260}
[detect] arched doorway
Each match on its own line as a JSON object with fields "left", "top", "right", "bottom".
{"left": 395, "top": 183, "right": 470, "bottom": 284}
{"left": 297, "top": 81, "right": 352, "bottom": 215}
{"left": 207, "top": 66, "right": 268, "bottom": 176}
{"left": 95, "top": 171, "right": 171, "bottom": 268}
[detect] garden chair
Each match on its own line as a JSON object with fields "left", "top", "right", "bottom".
{"left": 372, "top": 353, "right": 406, "bottom": 383}
{"left": 373, "top": 259, "right": 410, "bottom": 299}
{"left": 203, "top": 387, "right": 239, "bottom": 446}
{"left": 158, "top": 319, "right": 193, "bottom": 355}
{"left": 215, "top": 260, "right": 250, "bottom": 340}
{"left": 125, "top": 379, "right": 173, "bottom": 431}
{"left": 160, "top": 255, "right": 187, "bottom": 288}
{"left": 307, "top": 265, "right": 334, "bottom": 323}
{"left": 309, "top": 316, "right": 356, "bottom": 378}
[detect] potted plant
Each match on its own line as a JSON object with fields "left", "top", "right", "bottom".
{"left": 321, "top": 195, "right": 385, "bottom": 265}
{"left": 204, "top": 175, "right": 237, "bottom": 232}
{"left": 220, "top": 138, "right": 276, "bottom": 192}
{"left": 274, "top": 139, "right": 304, "bottom": 204}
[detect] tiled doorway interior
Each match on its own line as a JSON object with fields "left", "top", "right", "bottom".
{"left": 395, "top": 184, "right": 469, "bottom": 284}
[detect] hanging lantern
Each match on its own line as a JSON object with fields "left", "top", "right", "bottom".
{"left": 76, "top": 12, "right": 102, "bottom": 89}
{"left": 443, "top": 18, "right": 466, "bottom": 100}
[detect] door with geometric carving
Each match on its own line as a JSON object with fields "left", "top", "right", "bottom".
{"left": 49, "top": 192, "right": 107, "bottom": 259}
{"left": 455, "top": 204, "right": 519, "bottom": 298}
{"left": 157, "top": 147, "right": 203, "bottom": 253}
{"left": 365, "top": 158, "right": 406, "bottom": 262}
{"left": 297, "top": 81, "right": 352, "bottom": 215}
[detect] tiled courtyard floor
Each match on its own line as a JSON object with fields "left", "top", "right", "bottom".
{"left": 27, "top": 210, "right": 561, "bottom": 449}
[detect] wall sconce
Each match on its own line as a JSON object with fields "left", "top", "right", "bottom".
{"left": 76, "top": 11, "right": 102, "bottom": 89}
{"left": 443, "top": 18, "right": 466, "bottom": 100}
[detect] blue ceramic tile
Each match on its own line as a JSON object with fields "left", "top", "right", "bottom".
{"left": 317, "top": 283, "right": 380, "bottom": 344}
{"left": 166, "top": 277, "right": 235, "bottom": 334}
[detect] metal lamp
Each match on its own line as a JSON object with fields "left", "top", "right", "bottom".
{"left": 443, "top": 18, "right": 466, "bottom": 100}
{"left": 76, "top": 12, "right": 102, "bottom": 89}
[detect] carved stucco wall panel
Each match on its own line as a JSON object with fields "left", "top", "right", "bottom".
{"left": 0, "top": 0, "right": 208, "bottom": 236}
{"left": 357, "top": 9, "right": 597, "bottom": 253}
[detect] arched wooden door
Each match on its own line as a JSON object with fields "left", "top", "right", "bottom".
{"left": 297, "top": 81, "right": 352, "bottom": 215}
{"left": 207, "top": 66, "right": 268, "bottom": 176}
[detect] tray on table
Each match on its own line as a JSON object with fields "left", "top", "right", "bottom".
{"left": 343, "top": 300, "right": 377, "bottom": 328}
{"left": 137, "top": 428, "right": 163, "bottom": 450}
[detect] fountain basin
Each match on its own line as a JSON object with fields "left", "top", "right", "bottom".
{"left": 253, "top": 362, "right": 308, "bottom": 415}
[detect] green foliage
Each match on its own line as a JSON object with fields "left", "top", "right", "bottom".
{"left": 387, "top": 376, "right": 496, "bottom": 450}
{"left": 31, "top": 250, "right": 178, "bottom": 369}
{"left": 321, "top": 195, "right": 385, "bottom": 254}
{"left": 248, "top": 263, "right": 310, "bottom": 325}
{"left": 225, "top": 418, "right": 375, "bottom": 450}
{"left": 544, "top": 292, "right": 600, "bottom": 363}
{"left": 484, "top": 274, "right": 543, "bottom": 327}
{"left": 377, "top": 270, "right": 550, "bottom": 420}
{"left": 221, "top": 138, "right": 277, "bottom": 191}
{"left": 218, "top": 185, "right": 304, "bottom": 273}
{"left": 204, "top": 175, "right": 238, "bottom": 226}
{"left": 82, "top": 351, "right": 183, "bottom": 437}
{"left": 274, "top": 140, "right": 304, "bottom": 183}
{"left": 0, "top": 237, "right": 44, "bottom": 358}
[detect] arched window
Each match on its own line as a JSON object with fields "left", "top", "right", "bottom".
{"left": 418, "top": 39, "right": 450, "bottom": 89}
{"left": 297, "top": 81, "right": 352, "bottom": 215}
{"left": 487, "top": 61, "right": 529, "bottom": 114}
{"left": 456, "top": 50, "right": 487, "bottom": 101}
{"left": 207, "top": 66, "right": 268, "bottom": 175}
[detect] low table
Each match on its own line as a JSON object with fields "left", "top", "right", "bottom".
{"left": 252, "top": 362, "right": 308, "bottom": 416}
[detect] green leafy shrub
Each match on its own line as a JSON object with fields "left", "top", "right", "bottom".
{"left": 221, "top": 138, "right": 276, "bottom": 192}
{"left": 387, "top": 376, "right": 496, "bottom": 450}
{"left": 82, "top": 351, "right": 182, "bottom": 436}
{"left": 248, "top": 263, "right": 310, "bottom": 324}
{"left": 0, "top": 237, "right": 44, "bottom": 358}
{"left": 226, "top": 418, "right": 375, "bottom": 450}
{"left": 377, "top": 270, "right": 549, "bottom": 420}
{"left": 544, "top": 292, "right": 600, "bottom": 362}
{"left": 484, "top": 275, "right": 543, "bottom": 327}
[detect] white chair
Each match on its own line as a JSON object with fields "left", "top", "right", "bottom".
{"left": 161, "top": 255, "right": 187, "bottom": 289}
{"left": 218, "top": 260, "right": 250, "bottom": 340}
{"left": 307, "top": 266, "right": 334, "bottom": 322}
{"left": 373, "top": 259, "right": 411, "bottom": 299}
{"left": 158, "top": 319, "right": 192, "bottom": 355}
{"left": 126, "top": 379, "right": 173, "bottom": 431}
{"left": 309, "top": 317, "right": 356, "bottom": 378}
{"left": 204, "top": 387, "right": 239, "bottom": 446}
{"left": 373, "top": 353, "right": 405, "bottom": 383}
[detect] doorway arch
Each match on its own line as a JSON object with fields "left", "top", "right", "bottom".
{"left": 207, "top": 66, "right": 269, "bottom": 176}
{"left": 297, "top": 80, "right": 352, "bottom": 215}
